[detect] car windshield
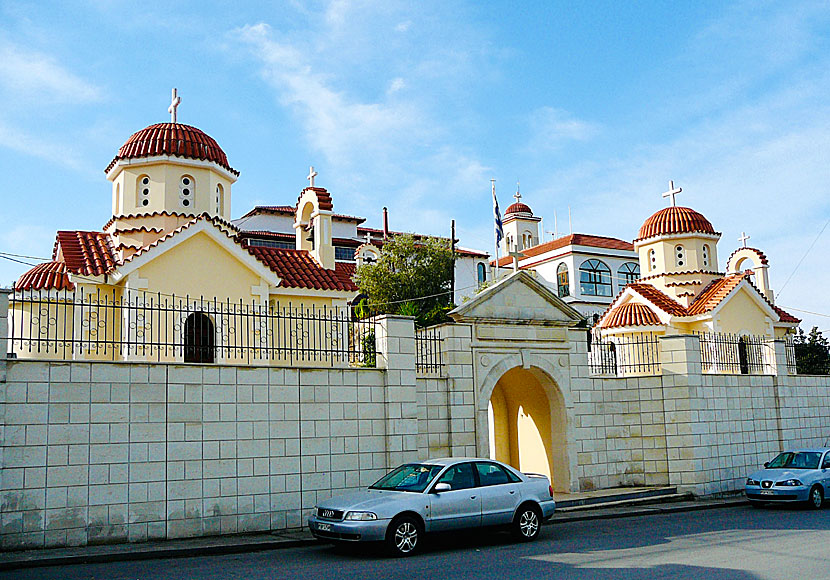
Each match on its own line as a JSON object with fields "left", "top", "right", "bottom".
{"left": 369, "top": 463, "right": 444, "bottom": 493}
{"left": 766, "top": 452, "right": 821, "bottom": 469}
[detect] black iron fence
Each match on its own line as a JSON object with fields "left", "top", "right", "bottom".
{"left": 588, "top": 333, "right": 661, "bottom": 376}
{"left": 698, "top": 333, "right": 773, "bottom": 375}
{"left": 415, "top": 326, "right": 443, "bottom": 374}
{"left": 8, "top": 288, "right": 377, "bottom": 367}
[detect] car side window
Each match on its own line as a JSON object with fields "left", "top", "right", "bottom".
{"left": 436, "top": 463, "right": 477, "bottom": 490}
{"left": 823, "top": 454, "right": 830, "bottom": 469}
{"left": 475, "top": 462, "right": 514, "bottom": 486}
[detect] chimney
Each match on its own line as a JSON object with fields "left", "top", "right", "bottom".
{"left": 383, "top": 207, "right": 389, "bottom": 240}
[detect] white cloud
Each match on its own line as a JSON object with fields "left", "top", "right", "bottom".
{"left": 525, "top": 107, "right": 599, "bottom": 151}
{"left": 0, "top": 120, "right": 92, "bottom": 174}
{"left": 387, "top": 77, "right": 405, "bottom": 95}
{"left": 0, "top": 41, "right": 101, "bottom": 104}
{"left": 395, "top": 20, "right": 411, "bottom": 33}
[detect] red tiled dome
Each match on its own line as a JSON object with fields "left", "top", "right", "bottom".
{"left": 600, "top": 302, "right": 662, "bottom": 328}
{"left": 636, "top": 206, "right": 716, "bottom": 241}
{"left": 105, "top": 123, "right": 238, "bottom": 175}
{"left": 505, "top": 202, "right": 533, "bottom": 216}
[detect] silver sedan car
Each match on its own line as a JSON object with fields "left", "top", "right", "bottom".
{"left": 745, "top": 448, "right": 830, "bottom": 508}
{"left": 308, "top": 457, "right": 556, "bottom": 556}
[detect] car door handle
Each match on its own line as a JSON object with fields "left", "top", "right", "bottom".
{"left": 470, "top": 495, "right": 477, "bottom": 500}
{"left": 509, "top": 490, "right": 515, "bottom": 494}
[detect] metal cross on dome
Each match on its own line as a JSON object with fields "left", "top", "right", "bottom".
{"left": 168, "top": 88, "right": 181, "bottom": 123}
{"left": 307, "top": 166, "right": 318, "bottom": 188}
{"left": 514, "top": 180, "right": 521, "bottom": 202}
{"left": 662, "top": 180, "right": 682, "bottom": 206}
{"left": 739, "top": 232, "right": 751, "bottom": 247}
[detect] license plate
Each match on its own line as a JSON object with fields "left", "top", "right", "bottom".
{"left": 760, "top": 490, "right": 774, "bottom": 495}
{"left": 317, "top": 522, "right": 331, "bottom": 532}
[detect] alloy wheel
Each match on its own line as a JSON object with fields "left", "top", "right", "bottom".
{"left": 519, "top": 509, "right": 539, "bottom": 538}
{"left": 394, "top": 521, "right": 418, "bottom": 554}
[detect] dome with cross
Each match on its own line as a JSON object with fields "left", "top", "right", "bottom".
{"left": 105, "top": 123, "right": 238, "bottom": 176}
{"left": 636, "top": 206, "right": 716, "bottom": 242}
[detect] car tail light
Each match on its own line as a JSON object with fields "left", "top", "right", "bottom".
{"left": 549, "top": 485, "right": 554, "bottom": 498}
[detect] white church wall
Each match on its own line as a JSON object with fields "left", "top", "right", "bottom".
{"left": 331, "top": 220, "right": 359, "bottom": 240}
{"left": 234, "top": 213, "right": 296, "bottom": 234}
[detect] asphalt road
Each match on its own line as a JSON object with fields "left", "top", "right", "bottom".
{"left": 3, "top": 504, "right": 829, "bottom": 580}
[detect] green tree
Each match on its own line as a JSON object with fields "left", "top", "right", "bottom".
{"left": 793, "top": 326, "right": 830, "bottom": 374}
{"left": 353, "top": 233, "right": 454, "bottom": 327}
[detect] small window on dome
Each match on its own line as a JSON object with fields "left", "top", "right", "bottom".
{"left": 137, "top": 175, "right": 151, "bottom": 208}
{"left": 675, "top": 245, "right": 685, "bottom": 268}
{"left": 702, "top": 244, "right": 710, "bottom": 268}
{"left": 179, "top": 175, "right": 195, "bottom": 209}
{"left": 649, "top": 249, "right": 657, "bottom": 271}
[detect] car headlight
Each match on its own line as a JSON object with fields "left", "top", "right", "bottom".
{"left": 777, "top": 479, "right": 803, "bottom": 487}
{"left": 344, "top": 511, "right": 378, "bottom": 521}
{"left": 746, "top": 478, "right": 760, "bottom": 486}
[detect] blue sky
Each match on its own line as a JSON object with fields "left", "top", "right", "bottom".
{"left": 1, "top": 0, "right": 829, "bottom": 331}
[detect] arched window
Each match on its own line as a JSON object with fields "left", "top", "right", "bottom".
{"left": 649, "top": 249, "right": 657, "bottom": 271}
{"left": 579, "top": 259, "right": 612, "bottom": 296}
{"left": 522, "top": 231, "right": 533, "bottom": 249}
{"left": 137, "top": 175, "right": 151, "bottom": 208}
{"left": 180, "top": 175, "right": 194, "bottom": 209}
{"left": 477, "top": 263, "right": 487, "bottom": 284}
{"left": 557, "top": 263, "right": 569, "bottom": 297}
{"left": 702, "top": 244, "right": 710, "bottom": 268}
{"left": 675, "top": 245, "right": 685, "bottom": 268}
{"left": 215, "top": 183, "right": 224, "bottom": 214}
{"left": 618, "top": 262, "right": 640, "bottom": 286}
{"left": 184, "top": 312, "right": 214, "bottom": 363}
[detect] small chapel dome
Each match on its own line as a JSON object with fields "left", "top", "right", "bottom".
{"left": 105, "top": 123, "right": 239, "bottom": 176}
{"left": 505, "top": 201, "right": 534, "bottom": 216}
{"left": 636, "top": 206, "right": 716, "bottom": 241}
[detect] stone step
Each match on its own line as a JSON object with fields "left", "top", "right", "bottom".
{"left": 557, "top": 487, "right": 691, "bottom": 511}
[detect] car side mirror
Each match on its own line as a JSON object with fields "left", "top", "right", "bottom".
{"left": 433, "top": 483, "right": 451, "bottom": 493}
{"left": 763, "top": 462, "right": 769, "bottom": 468}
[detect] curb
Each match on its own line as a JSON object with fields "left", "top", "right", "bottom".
{"left": 0, "top": 499, "right": 748, "bottom": 571}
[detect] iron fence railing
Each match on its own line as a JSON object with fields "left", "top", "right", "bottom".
{"left": 785, "top": 337, "right": 798, "bottom": 375}
{"left": 8, "top": 288, "right": 377, "bottom": 367}
{"left": 415, "top": 326, "right": 443, "bottom": 374}
{"left": 588, "top": 333, "right": 661, "bottom": 376}
{"left": 697, "top": 333, "right": 773, "bottom": 375}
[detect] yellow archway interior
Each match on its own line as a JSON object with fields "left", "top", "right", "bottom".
{"left": 488, "top": 366, "right": 568, "bottom": 492}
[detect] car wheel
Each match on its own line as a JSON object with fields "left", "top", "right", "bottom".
{"left": 386, "top": 515, "right": 421, "bottom": 557}
{"left": 748, "top": 500, "right": 766, "bottom": 508}
{"left": 513, "top": 504, "right": 542, "bottom": 541}
{"left": 807, "top": 485, "right": 823, "bottom": 510}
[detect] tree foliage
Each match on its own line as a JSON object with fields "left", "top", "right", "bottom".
{"left": 353, "top": 234, "right": 454, "bottom": 327}
{"left": 793, "top": 326, "right": 830, "bottom": 375}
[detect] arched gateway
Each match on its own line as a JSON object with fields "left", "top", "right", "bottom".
{"left": 449, "top": 271, "right": 583, "bottom": 493}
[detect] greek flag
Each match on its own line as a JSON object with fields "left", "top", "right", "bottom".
{"left": 492, "top": 185, "right": 504, "bottom": 244}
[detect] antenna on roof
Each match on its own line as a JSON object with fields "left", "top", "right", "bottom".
{"left": 553, "top": 211, "right": 558, "bottom": 239}
{"left": 568, "top": 206, "right": 572, "bottom": 235}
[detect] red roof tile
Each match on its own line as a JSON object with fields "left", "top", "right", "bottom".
{"left": 725, "top": 246, "right": 769, "bottom": 266}
{"left": 297, "top": 187, "right": 333, "bottom": 211}
{"left": 627, "top": 283, "right": 688, "bottom": 316}
{"left": 246, "top": 246, "right": 357, "bottom": 292}
{"left": 636, "top": 206, "right": 717, "bottom": 241}
{"left": 15, "top": 261, "right": 74, "bottom": 291}
{"left": 505, "top": 201, "right": 533, "bottom": 216}
{"left": 491, "top": 233, "right": 634, "bottom": 266}
{"left": 105, "top": 123, "right": 238, "bottom": 175}
{"left": 54, "top": 231, "right": 118, "bottom": 277}
{"left": 102, "top": 210, "right": 238, "bottom": 232}
{"left": 687, "top": 274, "right": 747, "bottom": 315}
{"left": 238, "top": 206, "right": 366, "bottom": 223}
{"left": 600, "top": 302, "right": 662, "bottom": 328}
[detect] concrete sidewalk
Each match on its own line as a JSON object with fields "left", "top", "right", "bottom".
{"left": 0, "top": 496, "right": 748, "bottom": 571}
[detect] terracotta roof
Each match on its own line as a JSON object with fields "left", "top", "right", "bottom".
{"left": 505, "top": 201, "right": 533, "bottom": 216}
{"left": 726, "top": 246, "right": 769, "bottom": 266}
{"left": 491, "top": 233, "right": 634, "bottom": 266}
{"left": 15, "top": 261, "right": 74, "bottom": 291}
{"left": 687, "top": 274, "right": 747, "bottom": 315}
{"left": 636, "top": 206, "right": 717, "bottom": 241}
{"left": 238, "top": 230, "right": 295, "bottom": 240}
{"left": 105, "top": 123, "right": 238, "bottom": 175}
{"left": 54, "top": 231, "right": 118, "bottom": 276}
{"left": 627, "top": 283, "right": 687, "bottom": 316}
{"left": 600, "top": 302, "right": 662, "bottom": 328}
{"left": 102, "top": 210, "right": 238, "bottom": 232}
{"left": 246, "top": 246, "right": 357, "bottom": 292}
{"left": 773, "top": 305, "right": 800, "bottom": 324}
{"left": 297, "top": 187, "right": 333, "bottom": 211}
{"left": 637, "top": 269, "right": 721, "bottom": 283}
{"left": 237, "top": 206, "right": 366, "bottom": 223}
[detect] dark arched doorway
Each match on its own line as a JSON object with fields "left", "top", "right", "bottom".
{"left": 184, "top": 312, "right": 215, "bottom": 363}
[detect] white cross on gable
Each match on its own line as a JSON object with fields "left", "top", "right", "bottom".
{"left": 168, "top": 88, "right": 181, "bottom": 123}
{"left": 662, "top": 180, "right": 682, "bottom": 206}
{"left": 307, "top": 166, "right": 318, "bottom": 188}
{"left": 739, "top": 232, "right": 750, "bottom": 247}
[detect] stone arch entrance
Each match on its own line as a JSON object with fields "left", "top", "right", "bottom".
{"left": 485, "top": 365, "right": 570, "bottom": 492}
